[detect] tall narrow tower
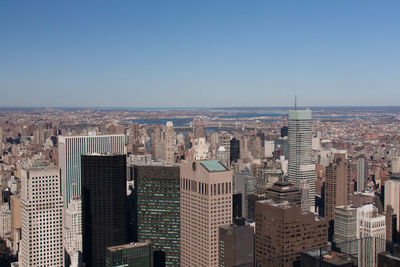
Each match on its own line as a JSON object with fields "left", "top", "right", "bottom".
{"left": 287, "top": 109, "right": 315, "bottom": 212}
{"left": 325, "top": 155, "right": 351, "bottom": 221}
{"left": 180, "top": 160, "right": 232, "bottom": 267}
{"left": 357, "top": 157, "right": 369, "bottom": 192}
{"left": 20, "top": 167, "right": 64, "bottom": 267}
{"left": 81, "top": 154, "right": 127, "bottom": 267}
{"left": 165, "top": 121, "right": 176, "bottom": 162}
{"left": 58, "top": 134, "right": 125, "bottom": 262}
{"left": 132, "top": 162, "right": 181, "bottom": 266}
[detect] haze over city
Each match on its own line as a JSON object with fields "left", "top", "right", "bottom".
{"left": 1, "top": 1, "right": 400, "bottom": 267}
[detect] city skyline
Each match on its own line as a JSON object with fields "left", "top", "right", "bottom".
{"left": 1, "top": 1, "right": 400, "bottom": 266}
{"left": 1, "top": 1, "right": 400, "bottom": 107}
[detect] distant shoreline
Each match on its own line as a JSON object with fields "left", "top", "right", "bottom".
{"left": 0, "top": 106, "right": 400, "bottom": 112}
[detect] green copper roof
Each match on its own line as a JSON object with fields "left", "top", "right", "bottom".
{"left": 199, "top": 160, "right": 228, "bottom": 172}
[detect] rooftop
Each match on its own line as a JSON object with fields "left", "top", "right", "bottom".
{"left": 106, "top": 241, "right": 152, "bottom": 252}
{"left": 199, "top": 160, "right": 228, "bottom": 172}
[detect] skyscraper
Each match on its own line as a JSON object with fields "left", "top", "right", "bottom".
{"left": 64, "top": 197, "right": 82, "bottom": 266}
{"left": 105, "top": 242, "right": 153, "bottom": 267}
{"left": 180, "top": 160, "right": 232, "bottom": 267}
{"left": 288, "top": 109, "right": 315, "bottom": 212}
{"left": 58, "top": 134, "right": 125, "bottom": 208}
{"left": 385, "top": 176, "right": 400, "bottom": 230}
{"left": 357, "top": 157, "right": 369, "bottom": 192}
{"left": 255, "top": 199, "right": 328, "bottom": 266}
{"left": 333, "top": 206, "right": 358, "bottom": 255}
{"left": 81, "top": 154, "right": 127, "bottom": 267}
{"left": 357, "top": 204, "right": 386, "bottom": 267}
{"left": 132, "top": 163, "right": 180, "bottom": 266}
{"left": 164, "top": 121, "right": 176, "bottom": 162}
{"left": 281, "top": 126, "right": 288, "bottom": 137}
{"left": 58, "top": 134, "right": 125, "bottom": 262}
{"left": 152, "top": 126, "right": 164, "bottom": 160}
{"left": 219, "top": 220, "right": 254, "bottom": 267}
{"left": 265, "top": 177, "right": 301, "bottom": 205}
{"left": 229, "top": 138, "right": 240, "bottom": 164}
{"left": 324, "top": 155, "right": 351, "bottom": 221}
{"left": 20, "top": 166, "right": 64, "bottom": 267}
{"left": 232, "top": 193, "right": 242, "bottom": 218}
{"left": 333, "top": 204, "right": 386, "bottom": 265}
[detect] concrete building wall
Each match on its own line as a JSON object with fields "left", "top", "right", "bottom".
{"left": 180, "top": 160, "right": 232, "bottom": 267}
{"left": 20, "top": 167, "right": 64, "bottom": 267}
{"left": 255, "top": 199, "right": 328, "bottom": 266}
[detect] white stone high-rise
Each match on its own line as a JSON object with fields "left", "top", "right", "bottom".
{"left": 58, "top": 134, "right": 125, "bottom": 265}
{"left": 357, "top": 204, "right": 386, "bottom": 267}
{"left": 164, "top": 121, "right": 176, "bottom": 162}
{"left": 334, "top": 204, "right": 386, "bottom": 267}
{"left": 58, "top": 134, "right": 125, "bottom": 208}
{"left": 287, "top": 109, "right": 315, "bottom": 212}
{"left": 20, "top": 167, "right": 64, "bottom": 267}
{"left": 64, "top": 198, "right": 82, "bottom": 267}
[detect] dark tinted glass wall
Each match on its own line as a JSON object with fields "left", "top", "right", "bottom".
{"left": 134, "top": 165, "right": 180, "bottom": 266}
{"left": 82, "top": 154, "right": 128, "bottom": 267}
{"left": 230, "top": 138, "right": 240, "bottom": 164}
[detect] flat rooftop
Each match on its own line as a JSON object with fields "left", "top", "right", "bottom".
{"left": 199, "top": 160, "right": 228, "bottom": 172}
{"left": 107, "top": 242, "right": 152, "bottom": 252}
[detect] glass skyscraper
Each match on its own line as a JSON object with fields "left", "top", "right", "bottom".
{"left": 288, "top": 109, "right": 315, "bottom": 212}
{"left": 82, "top": 154, "right": 128, "bottom": 267}
{"left": 105, "top": 242, "right": 153, "bottom": 267}
{"left": 132, "top": 163, "right": 180, "bottom": 266}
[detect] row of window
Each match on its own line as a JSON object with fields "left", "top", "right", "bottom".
{"left": 181, "top": 178, "right": 232, "bottom": 196}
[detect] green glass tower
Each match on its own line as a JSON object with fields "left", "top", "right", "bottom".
{"left": 132, "top": 163, "right": 180, "bottom": 266}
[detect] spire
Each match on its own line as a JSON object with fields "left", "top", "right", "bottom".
{"left": 294, "top": 95, "right": 297, "bottom": 110}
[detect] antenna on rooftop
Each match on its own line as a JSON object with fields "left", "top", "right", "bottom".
{"left": 294, "top": 95, "right": 297, "bottom": 110}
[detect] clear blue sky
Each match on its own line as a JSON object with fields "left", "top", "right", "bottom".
{"left": 1, "top": 1, "right": 399, "bottom": 107}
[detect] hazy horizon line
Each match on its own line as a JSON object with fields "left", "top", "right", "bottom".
{"left": 1, "top": 105, "right": 400, "bottom": 108}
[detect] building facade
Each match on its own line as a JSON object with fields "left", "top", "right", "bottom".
{"left": 20, "top": 167, "right": 64, "bottom": 267}
{"left": 180, "top": 160, "right": 232, "bottom": 267}
{"left": 357, "top": 204, "right": 386, "bottom": 267}
{"left": 132, "top": 163, "right": 180, "bottom": 266}
{"left": 287, "top": 109, "right": 315, "bottom": 212}
{"left": 81, "top": 154, "right": 127, "bottom": 267}
{"left": 229, "top": 138, "right": 240, "bottom": 164}
{"left": 105, "top": 242, "right": 153, "bottom": 267}
{"left": 357, "top": 157, "right": 369, "bottom": 192}
{"left": 333, "top": 206, "right": 358, "bottom": 255}
{"left": 58, "top": 134, "right": 125, "bottom": 208}
{"left": 255, "top": 199, "right": 328, "bottom": 267}
{"left": 385, "top": 177, "right": 400, "bottom": 229}
{"left": 58, "top": 134, "right": 125, "bottom": 262}
{"left": 164, "top": 121, "right": 176, "bottom": 163}
{"left": 265, "top": 178, "right": 301, "bottom": 205}
{"left": 219, "top": 221, "right": 254, "bottom": 267}
{"left": 324, "top": 156, "right": 351, "bottom": 221}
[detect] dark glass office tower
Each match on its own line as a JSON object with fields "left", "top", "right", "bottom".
{"left": 133, "top": 163, "right": 180, "bottom": 266}
{"left": 106, "top": 242, "right": 153, "bottom": 267}
{"left": 230, "top": 138, "right": 240, "bottom": 164}
{"left": 233, "top": 193, "right": 243, "bottom": 218}
{"left": 281, "top": 126, "right": 288, "bottom": 137}
{"left": 82, "top": 154, "right": 127, "bottom": 267}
